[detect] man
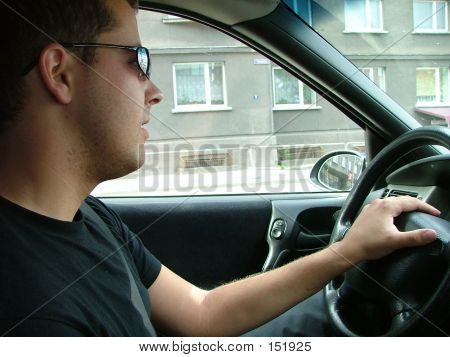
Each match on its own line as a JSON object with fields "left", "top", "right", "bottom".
{"left": 0, "top": 0, "right": 441, "bottom": 336}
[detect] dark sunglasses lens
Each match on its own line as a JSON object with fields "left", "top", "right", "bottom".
{"left": 137, "top": 47, "right": 150, "bottom": 78}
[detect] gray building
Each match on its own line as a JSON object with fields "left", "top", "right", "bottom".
{"left": 312, "top": 0, "right": 450, "bottom": 127}
{"left": 135, "top": 1, "right": 449, "bottom": 173}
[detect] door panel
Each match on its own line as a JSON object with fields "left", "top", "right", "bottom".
{"left": 101, "top": 194, "right": 346, "bottom": 289}
{"left": 103, "top": 196, "right": 271, "bottom": 289}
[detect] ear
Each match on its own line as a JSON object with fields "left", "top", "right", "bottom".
{"left": 38, "top": 43, "right": 75, "bottom": 105}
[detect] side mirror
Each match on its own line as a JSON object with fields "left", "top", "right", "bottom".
{"left": 310, "top": 151, "right": 366, "bottom": 192}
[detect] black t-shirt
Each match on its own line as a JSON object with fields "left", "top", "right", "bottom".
{"left": 0, "top": 195, "right": 161, "bottom": 336}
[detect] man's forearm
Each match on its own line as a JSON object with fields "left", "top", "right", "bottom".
{"left": 200, "top": 241, "right": 354, "bottom": 336}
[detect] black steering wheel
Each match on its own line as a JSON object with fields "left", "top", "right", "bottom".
{"left": 325, "top": 126, "right": 450, "bottom": 336}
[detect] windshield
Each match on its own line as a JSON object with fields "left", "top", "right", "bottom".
{"left": 283, "top": 0, "right": 450, "bottom": 128}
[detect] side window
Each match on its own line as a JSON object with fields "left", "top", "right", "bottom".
{"left": 92, "top": 10, "right": 365, "bottom": 197}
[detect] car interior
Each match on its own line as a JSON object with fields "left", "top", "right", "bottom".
{"left": 93, "top": 0, "right": 449, "bottom": 336}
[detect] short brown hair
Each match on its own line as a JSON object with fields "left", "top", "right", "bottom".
{"left": 0, "top": 0, "right": 139, "bottom": 132}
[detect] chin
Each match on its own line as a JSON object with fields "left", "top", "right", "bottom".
{"left": 98, "top": 150, "right": 145, "bottom": 182}
{"left": 137, "top": 143, "right": 146, "bottom": 168}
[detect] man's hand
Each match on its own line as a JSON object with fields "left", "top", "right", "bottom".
{"left": 338, "top": 196, "right": 441, "bottom": 263}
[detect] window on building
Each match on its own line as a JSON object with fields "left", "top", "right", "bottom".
{"left": 273, "top": 67, "right": 317, "bottom": 109}
{"left": 416, "top": 67, "right": 449, "bottom": 104}
{"left": 413, "top": 1, "right": 448, "bottom": 32}
{"left": 173, "top": 62, "right": 227, "bottom": 111}
{"left": 360, "top": 67, "right": 386, "bottom": 91}
{"left": 283, "top": 0, "right": 312, "bottom": 25}
{"left": 344, "top": 0, "right": 383, "bottom": 32}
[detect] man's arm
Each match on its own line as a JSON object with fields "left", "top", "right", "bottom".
{"left": 149, "top": 196, "right": 440, "bottom": 336}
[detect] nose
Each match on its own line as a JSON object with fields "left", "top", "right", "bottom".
{"left": 145, "top": 80, "right": 164, "bottom": 107}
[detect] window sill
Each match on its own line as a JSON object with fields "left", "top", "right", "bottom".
{"left": 172, "top": 106, "right": 232, "bottom": 113}
{"left": 272, "top": 105, "right": 322, "bottom": 111}
{"left": 416, "top": 103, "right": 450, "bottom": 108}
{"left": 412, "top": 30, "right": 450, "bottom": 34}
{"left": 343, "top": 30, "right": 388, "bottom": 34}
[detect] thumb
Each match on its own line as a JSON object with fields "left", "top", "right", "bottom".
{"left": 397, "top": 229, "right": 437, "bottom": 248}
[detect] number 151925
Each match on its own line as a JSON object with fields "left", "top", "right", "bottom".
{"left": 268, "top": 341, "right": 312, "bottom": 352}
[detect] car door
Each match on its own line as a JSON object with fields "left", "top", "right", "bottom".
{"left": 93, "top": 0, "right": 444, "bottom": 292}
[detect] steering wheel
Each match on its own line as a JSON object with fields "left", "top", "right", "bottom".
{"left": 325, "top": 126, "right": 450, "bottom": 336}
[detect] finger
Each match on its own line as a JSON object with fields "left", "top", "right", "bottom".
{"left": 388, "top": 196, "right": 441, "bottom": 217}
{"left": 395, "top": 228, "right": 437, "bottom": 248}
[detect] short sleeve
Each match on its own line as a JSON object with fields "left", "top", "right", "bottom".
{"left": 84, "top": 196, "right": 162, "bottom": 288}
{"left": 119, "top": 223, "right": 162, "bottom": 288}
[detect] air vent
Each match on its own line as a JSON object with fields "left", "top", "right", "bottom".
{"left": 381, "top": 189, "right": 419, "bottom": 199}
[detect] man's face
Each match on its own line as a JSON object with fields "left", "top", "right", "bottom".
{"left": 74, "top": 0, "right": 162, "bottom": 182}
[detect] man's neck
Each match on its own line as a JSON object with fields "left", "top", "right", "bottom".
{"left": 0, "top": 178, "right": 94, "bottom": 222}
{"left": 0, "top": 123, "right": 97, "bottom": 222}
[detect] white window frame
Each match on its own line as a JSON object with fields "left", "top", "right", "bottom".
{"left": 360, "top": 66, "right": 386, "bottom": 91}
{"left": 172, "top": 62, "right": 231, "bottom": 113}
{"left": 272, "top": 67, "right": 319, "bottom": 110}
{"left": 413, "top": 1, "right": 448, "bottom": 33}
{"left": 416, "top": 67, "right": 450, "bottom": 106}
{"left": 344, "top": 0, "right": 385, "bottom": 33}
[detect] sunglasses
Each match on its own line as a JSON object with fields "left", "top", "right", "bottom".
{"left": 22, "top": 43, "right": 151, "bottom": 80}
